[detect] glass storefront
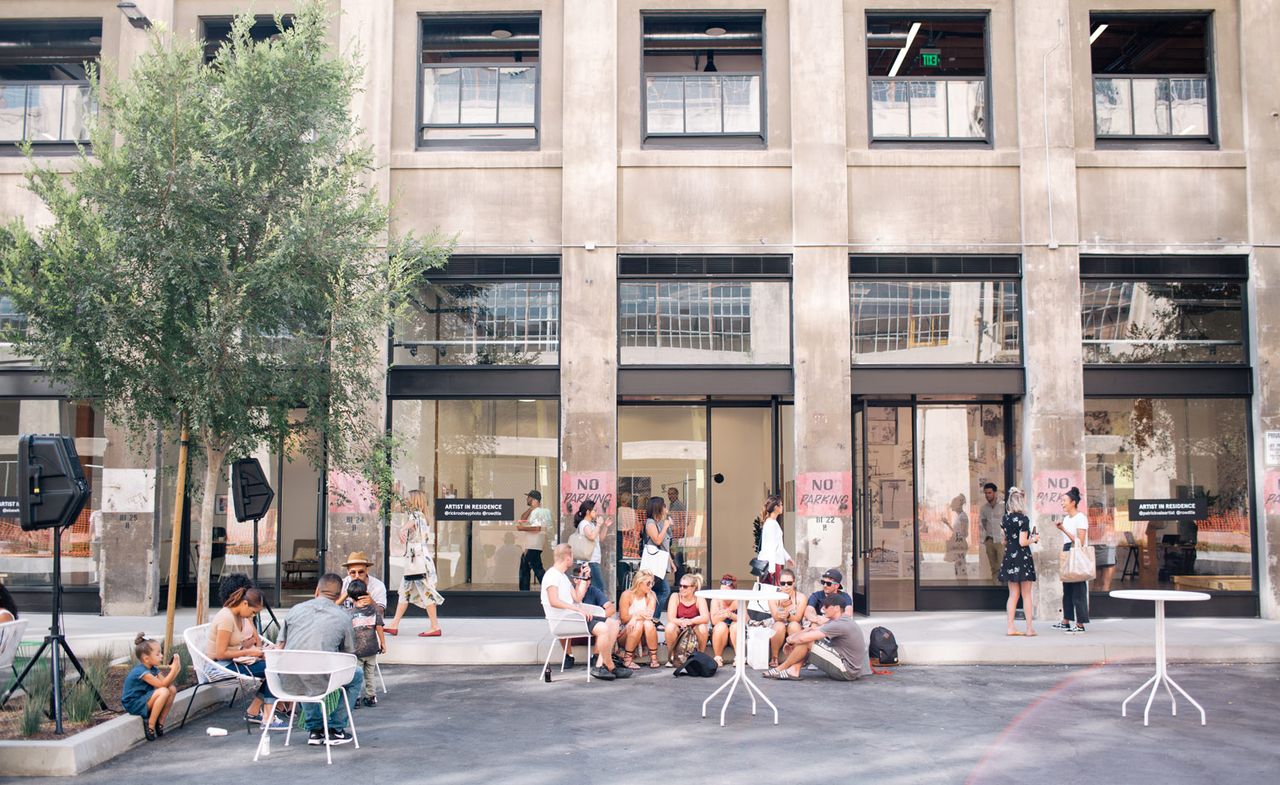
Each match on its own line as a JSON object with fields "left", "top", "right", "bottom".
{"left": 390, "top": 398, "right": 559, "bottom": 592}
{"left": 0, "top": 399, "right": 105, "bottom": 588}
{"left": 1084, "top": 397, "right": 1253, "bottom": 593}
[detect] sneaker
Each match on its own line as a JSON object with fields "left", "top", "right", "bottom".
{"left": 263, "top": 714, "right": 291, "bottom": 730}
{"left": 1067, "top": 626, "right": 1085, "bottom": 634}
{"left": 307, "top": 730, "right": 325, "bottom": 746}
{"left": 562, "top": 654, "right": 575, "bottom": 670}
{"left": 611, "top": 665, "right": 632, "bottom": 679}
{"left": 1051, "top": 622, "right": 1071, "bottom": 631}
{"left": 590, "top": 666, "right": 617, "bottom": 681}
{"left": 363, "top": 695, "right": 378, "bottom": 707}
{"left": 654, "top": 621, "right": 665, "bottom": 632}
{"left": 326, "top": 729, "right": 354, "bottom": 745}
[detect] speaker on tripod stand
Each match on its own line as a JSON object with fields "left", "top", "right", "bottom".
{"left": 230, "top": 458, "right": 277, "bottom": 634}
{"left": 0, "top": 434, "right": 107, "bottom": 734}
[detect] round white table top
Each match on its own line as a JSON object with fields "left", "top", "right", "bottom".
{"left": 1109, "top": 589, "right": 1210, "bottom": 602}
{"left": 697, "top": 588, "right": 786, "bottom": 602}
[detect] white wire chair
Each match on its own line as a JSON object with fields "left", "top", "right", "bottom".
{"left": 254, "top": 649, "right": 360, "bottom": 765}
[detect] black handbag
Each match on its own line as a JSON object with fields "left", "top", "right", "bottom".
{"left": 748, "top": 558, "right": 769, "bottom": 577}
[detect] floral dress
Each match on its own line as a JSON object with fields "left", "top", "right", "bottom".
{"left": 400, "top": 511, "right": 444, "bottom": 608}
{"left": 998, "top": 512, "right": 1037, "bottom": 583}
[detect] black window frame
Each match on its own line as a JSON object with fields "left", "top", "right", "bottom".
{"left": 199, "top": 14, "right": 295, "bottom": 63}
{"left": 864, "top": 11, "right": 993, "bottom": 148}
{"left": 848, "top": 255, "right": 1024, "bottom": 366}
{"left": 640, "top": 11, "right": 768, "bottom": 150}
{"left": 1088, "top": 11, "right": 1217, "bottom": 148}
{"left": 1078, "top": 255, "right": 1248, "bottom": 368}
{"left": 0, "top": 18, "right": 101, "bottom": 154}
{"left": 416, "top": 13, "right": 541, "bottom": 151}
{"left": 617, "top": 255, "right": 792, "bottom": 368}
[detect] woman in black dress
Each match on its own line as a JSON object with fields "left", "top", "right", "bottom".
{"left": 999, "top": 487, "right": 1040, "bottom": 636}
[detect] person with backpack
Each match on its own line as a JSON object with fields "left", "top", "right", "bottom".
{"left": 763, "top": 594, "right": 867, "bottom": 682}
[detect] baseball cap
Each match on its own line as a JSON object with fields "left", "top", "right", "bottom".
{"left": 821, "top": 568, "right": 844, "bottom": 586}
{"left": 526, "top": 489, "right": 542, "bottom": 502}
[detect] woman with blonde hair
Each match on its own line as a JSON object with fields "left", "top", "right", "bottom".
{"left": 619, "top": 569, "right": 660, "bottom": 669}
{"left": 385, "top": 489, "right": 444, "bottom": 637}
{"left": 998, "top": 487, "right": 1040, "bottom": 636}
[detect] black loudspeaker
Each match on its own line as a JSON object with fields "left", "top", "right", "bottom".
{"left": 18, "top": 434, "right": 91, "bottom": 532}
{"left": 231, "top": 457, "right": 274, "bottom": 522}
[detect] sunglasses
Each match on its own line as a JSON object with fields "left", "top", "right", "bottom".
{"left": 820, "top": 579, "right": 837, "bottom": 586}
{"left": 680, "top": 583, "right": 696, "bottom": 589}
{"left": 779, "top": 581, "right": 794, "bottom": 586}
{"left": 349, "top": 569, "right": 368, "bottom": 576}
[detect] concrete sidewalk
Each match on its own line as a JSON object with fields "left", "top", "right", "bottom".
{"left": 36, "top": 609, "right": 1280, "bottom": 666}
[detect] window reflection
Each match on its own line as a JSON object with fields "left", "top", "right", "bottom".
{"left": 620, "top": 280, "right": 790, "bottom": 365}
{"left": 1084, "top": 398, "right": 1252, "bottom": 592}
{"left": 395, "top": 281, "right": 559, "bottom": 366}
{"left": 1080, "top": 281, "right": 1243, "bottom": 363}
{"left": 851, "top": 280, "right": 1020, "bottom": 364}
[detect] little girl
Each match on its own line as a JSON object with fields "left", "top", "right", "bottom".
{"left": 121, "top": 633, "right": 181, "bottom": 741}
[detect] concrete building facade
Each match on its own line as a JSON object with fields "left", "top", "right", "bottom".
{"left": 0, "top": 0, "right": 1276, "bottom": 623}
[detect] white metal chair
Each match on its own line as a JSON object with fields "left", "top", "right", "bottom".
{"left": 179, "top": 623, "right": 264, "bottom": 730}
{"left": 254, "top": 649, "right": 360, "bottom": 765}
{"left": 538, "top": 607, "right": 599, "bottom": 684}
{"left": 0, "top": 619, "right": 31, "bottom": 696}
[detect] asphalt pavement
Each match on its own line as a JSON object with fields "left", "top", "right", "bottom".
{"left": 17, "top": 662, "right": 1276, "bottom": 785}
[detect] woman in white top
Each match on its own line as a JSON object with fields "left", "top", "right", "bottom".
{"left": 756, "top": 494, "right": 792, "bottom": 585}
{"left": 573, "top": 499, "right": 609, "bottom": 591}
{"left": 1054, "top": 486, "right": 1090, "bottom": 633}
{"left": 386, "top": 490, "right": 444, "bottom": 637}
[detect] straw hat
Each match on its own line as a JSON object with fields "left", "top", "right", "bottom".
{"left": 341, "top": 551, "right": 373, "bottom": 568}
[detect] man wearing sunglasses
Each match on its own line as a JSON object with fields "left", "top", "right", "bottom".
{"left": 763, "top": 594, "right": 866, "bottom": 682}
{"left": 339, "top": 552, "right": 387, "bottom": 615}
{"left": 803, "top": 568, "right": 854, "bottom": 628}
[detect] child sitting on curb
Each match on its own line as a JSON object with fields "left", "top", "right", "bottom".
{"left": 121, "top": 633, "right": 181, "bottom": 740}
{"left": 342, "top": 579, "right": 385, "bottom": 707}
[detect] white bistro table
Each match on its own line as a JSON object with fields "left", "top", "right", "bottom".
{"left": 695, "top": 587, "right": 785, "bottom": 726}
{"left": 1109, "top": 589, "right": 1210, "bottom": 726}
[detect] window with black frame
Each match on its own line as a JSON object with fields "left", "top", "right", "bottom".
{"left": 201, "top": 15, "right": 294, "bottom": 63}
{"left": 1090, "top": 13, "right": 1213, "bottom": 141}
{"left": 0, "top": 19, "right": 99, "bottom": 146}
{"left": 619, "top": 256, "right": 790, "bottom": 365}
{"left": 393, "top": 256, "right": 559, "bottom": 367}
{"left": 866, "top": 13, "right": 989, "bottom": 142}
{"left": 419, "top": 14, "right": 539, "bottom": 148}
{"left": 1079, "top": 257, "right": 1245, "bottom": 364}
{"left": 642, "top": 13, "right": 764, "bottom": 144}
{"left": 850, "top": 256, "right": 1020, "bottom": 364}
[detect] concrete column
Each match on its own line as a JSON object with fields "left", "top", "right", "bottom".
{"left": 789, "top": 0, "right": 853, "bottom": 589}
{"left": 559, "top": 0, "right": 619, "bottom": 593}
{"left": 325, "top": 0, "right": 395, "bottom": 573}
{"left": 1013, "top": 1, "right": 1084, "bottom": 622}
{"left": 98, "top": 423, "right": 161, "bottom": 615}
{"left": 1240, "top": 1, "right": 1280, "bottom": 620}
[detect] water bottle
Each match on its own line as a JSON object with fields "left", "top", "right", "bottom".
{"left": 543, "top": 667, "right": 552, "bottom": 683}
{"left": 260, "top": 732, "right": 271, "bottom": 756}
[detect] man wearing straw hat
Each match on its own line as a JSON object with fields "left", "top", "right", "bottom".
{"left": 339, "top": 551, "right": 387, "bottom": 614}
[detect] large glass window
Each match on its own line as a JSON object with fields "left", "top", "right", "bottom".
{"left": 643, "top": 13, "right": 764, "bottom": 143}
{"left": 1080, "top": 281, "right": 1243, "bottom": 364}
{"left": 390, "top": 399, "right": 558, "bottom": 592}
{"left": 1084, "top": 398, "right": 1252, "bottom": 593}
{"left": 1090, "top": 14, "right": 1212, "bottom": 140}
{"left": 915, "top": 403, "right": 1013, "bottom": 588}
{"left": 866, "top": 14, "right": 988, "bottom": 142}
{"left": 0, "top": 20, "right": 100, "bottom": 145}
{"left": 419, "top": 15, "right": 539, "bottom": 147}
{"left": 620, "top": 281, "right": 790, "bottom": 365}
{"left": 851, "top": 280, "right": 1020, "bottom": 364}
{"left": 0, "top": 400, "right": 105, "bottom": 588}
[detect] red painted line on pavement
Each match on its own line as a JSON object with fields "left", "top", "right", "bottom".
{"left": 964, "top": 661, "right": 1107, "bottom": 785}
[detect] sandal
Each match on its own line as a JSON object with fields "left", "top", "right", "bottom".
{"left": 649, "top": 655, "right": 661, "bottom": 669}
{"left": 769, "top": 658, "right": 780, "bottom": 668}
{"left": 1006, "top": 631, "right": 1024, "bottom": 636}
{"left": 714, "top": 655, "right": 724, "bottom": 668}
{"left": 144, "top": 723, "right": 157, "bottom": 742}
{"left": 761, "top": 668, "right": 800, "bottom": 681}
{"left": 622, "top": 650, "right": 640, "bottom": 670}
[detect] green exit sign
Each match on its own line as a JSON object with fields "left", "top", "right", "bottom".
{"left": 920, "top": 49, "right": 941, "bottom": 67}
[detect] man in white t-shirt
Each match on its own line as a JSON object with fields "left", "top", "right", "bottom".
{"left": 540, "top": 543, "right": 626, "bottom": 681}
{"left": 517, "top": 490, "right": 551, "bottom": 591}
{"left": 339, "top": 552, "right": 387, "bottom": 613}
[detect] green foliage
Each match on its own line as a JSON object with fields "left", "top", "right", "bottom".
{"left": 63, "top": 650, "right": 113, "bottom": 724}
{"left": 18, "top": 663, "right": 52, "bottom": 737}
{"left": 0, "top": 1, "right": 449, "bottom": 610}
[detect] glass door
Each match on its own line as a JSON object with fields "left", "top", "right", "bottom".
{"left": 855, "top": 401, "right": 917, "bottom": 612}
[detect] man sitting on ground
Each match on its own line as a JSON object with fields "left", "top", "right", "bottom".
{"left": 540, "top": 544, "right": 628, "bottom": 681}
{"left": 278, "top": 572, "right": 364, "bottom": 746}
{"left": 764, "top": 594, "right": 868, "bottom": 682}
{"left": 803, "top": 568, "right": 855, "bottom": 627}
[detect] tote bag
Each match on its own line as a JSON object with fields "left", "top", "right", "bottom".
{"left": 1060, "top": 544, "right": 1097, "bottom": 583}
{"left": 639, "top": 537, "right": 670, "bottom": 576}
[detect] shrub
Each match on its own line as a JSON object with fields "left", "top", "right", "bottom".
{"left": 18, "top": 664, "right": 52, "bottom": 737}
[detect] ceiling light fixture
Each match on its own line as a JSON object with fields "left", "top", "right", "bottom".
{"left": 490, "top": 28, "right": 513, "bottom": 40}
{"left": 887, "top": 21, "right": 921, "bottom": 77}
{"left": 116, "top": 1, "right": 152, "bottom": 30}
{"left": 705, "top": 26, "right": 727, "bottom": 37}
{"left": 1089, "top": 23, "right": 1108, "bottom": 44}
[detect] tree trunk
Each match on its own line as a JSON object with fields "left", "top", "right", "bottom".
{"left": 194, "top": 438, "right": 228, "bottom": 625}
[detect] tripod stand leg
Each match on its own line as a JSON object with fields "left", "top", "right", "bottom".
{"left": 58, "top": 638, "right": 109, "bottom": 711}
{"left": 0, "top": 638, "right": 52, "bottom": 706}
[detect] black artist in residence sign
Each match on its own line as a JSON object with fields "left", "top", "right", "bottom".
{"left": 434, "top": 498, "right": 515, "bottom": 521}
{"left": 1127, "top": 498, "right": 1207, "bottom": 521}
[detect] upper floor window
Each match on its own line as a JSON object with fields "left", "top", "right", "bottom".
{"left": 419, "top": 14, "right": 539, "bottom": 149}
{"left": 1090, "top": 13, "right": 1213, "bottom": 141}
{"left": 0, "top": 20, "right": 100, "bottom": 146}
{"left": 866, "top": 13, "right": 989, "bottom": 143}
{"left": 619, "top": 256, "right": 790, "bottom": 365}
{"left": 201, "top": 15, "right": 294, "bottom": 63}
{"left": 850, "top": 256, "right": 1021, "bottom": 364}
{"left": 1080, "top": 256, "right": 1245, "bottom": 364}
{"left": 642, "top": 13, "right": 764, "bottom": 146}
{"left": 393, "top": 256, "right": 559, "bottom": 367}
